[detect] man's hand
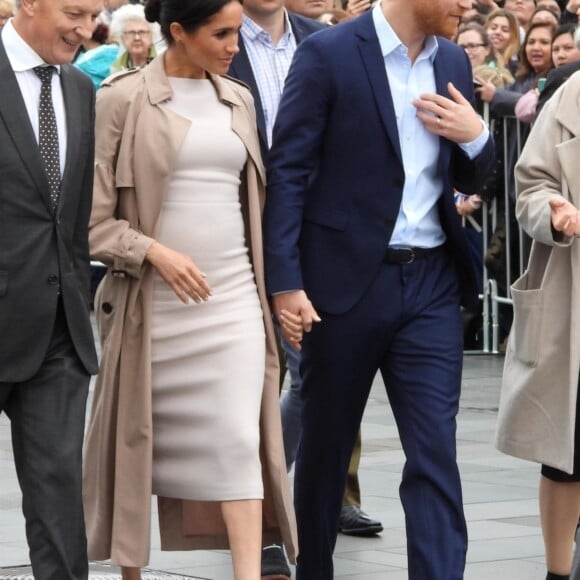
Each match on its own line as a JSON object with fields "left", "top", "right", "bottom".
{"left": 566, "top": 0, "right": 580, "bottom": 18}
{"left": 456, "top": 194, "right": 482, "bottom": 217}
{"left": 272, "top": 290, "right": 321, "bottom": 351}
{"left": 549, "top": 197, "right": 580, "bottom": 237}
{"left": 345, "top": 0, "right": 371, "bottom": 17}
{"left": 413, "top": 82, "right": 484, "bottom": 144}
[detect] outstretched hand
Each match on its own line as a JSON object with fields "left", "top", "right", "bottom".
{"left": 413, "top": 82, "right": 484, "bottom": 144}
{"left": 549, "top": 197, "right": 580, "bottom": 237}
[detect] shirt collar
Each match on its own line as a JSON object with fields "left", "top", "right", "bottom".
{"left": 371, "top": 2, "right": 438, "bottom": 63}
{"left": 1, "top": 18, "right": 61, "bottom": 74}
{"left": 241, "top": 11, "right": 294, "bottom": 46}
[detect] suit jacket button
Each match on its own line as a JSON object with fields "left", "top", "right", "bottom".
{"left": 102, "top": 302, "right": 113, "bottom": 314}
{"left": 394, "top": 177, "right": 404, "bottom": 188}
{"left": 47, "top": 274, "right": 59, "bottom": 286}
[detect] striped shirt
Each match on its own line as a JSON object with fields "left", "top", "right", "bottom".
{"left": 240, "top": 13, "right": 297, "bottom": 147}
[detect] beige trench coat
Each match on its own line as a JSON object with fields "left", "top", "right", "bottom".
{"left": 495, "top": 72, "right": 580, "bottom": 474}
{"left": 83, "top": 55, "right": 297, "bottom": 566}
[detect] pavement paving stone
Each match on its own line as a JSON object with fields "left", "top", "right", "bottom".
{"left": 0, "top": 354, "right": 557, "bottom": 579}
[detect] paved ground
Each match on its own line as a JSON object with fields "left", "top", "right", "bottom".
{"left": 0, "top": 352, "right": 553, "bottom": 579}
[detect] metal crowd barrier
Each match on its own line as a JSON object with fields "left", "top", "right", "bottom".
{"left": 89, "top": 111, "right": 528, "bottom": 356}
{"left": 466, "top": 108, "right": 527, "bottom": 354}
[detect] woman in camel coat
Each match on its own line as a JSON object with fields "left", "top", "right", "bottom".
{"left": 82, "top": 1, "right": 297, "bottom": 577}
{"left": 495, "top": 71, "right": 580, "bottom": 580}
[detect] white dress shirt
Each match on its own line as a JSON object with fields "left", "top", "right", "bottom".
{"left": 372, "top": 3, "right": 489, "bottom": 248}
{"left": 2, "top": 19, "right": 67, "bottom": 177}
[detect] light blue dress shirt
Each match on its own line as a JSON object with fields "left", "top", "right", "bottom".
{"left": 241, "top": 13, "right": 297, "bottom": 148}
{"left": 371, "top": 3, "right": 489, "bottom": 248}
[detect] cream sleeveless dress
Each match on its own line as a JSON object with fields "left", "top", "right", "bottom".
{"left": 150, "top": 77, "right": 265, "bottom": 501}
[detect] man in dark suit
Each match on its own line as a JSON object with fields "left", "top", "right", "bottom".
{"left": 229, "top": 3, "right": 381, "bottom": 578}
{"left": 0, "top": 0, "right": 101, "bottom": 578}
{"left": 264, "top": 0, "right": 495, "bottom": 578}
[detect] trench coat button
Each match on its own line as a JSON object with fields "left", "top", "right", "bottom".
{"left": 47, "top": 274, "right": 59, "bottom": 286}
{"left": 102, "top": 302, "right": 113, "bottom": 314}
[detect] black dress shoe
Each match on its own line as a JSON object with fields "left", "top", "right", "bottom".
{"left": 338, "top": 504, "right": 383, "bottom": 536}
{"left": 261, "top": 543, "right": 291, "bottom": 580}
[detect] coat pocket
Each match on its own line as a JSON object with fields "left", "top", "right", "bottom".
{"left": 509, "top": 272, "right": 543, "bottom": 366}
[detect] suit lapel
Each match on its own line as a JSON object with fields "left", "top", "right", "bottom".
{"left": 433, "top": 46, "right": 452, "bottom": 176}
{"left": 0, "top": 38, "right": 52, "bottom": 212}
{"left": 230, "top": 38, "right": 268, "bottom": 155}
{"left": 356, "top": 13, "right": 402, "bottom": 167}
{"left": 59, "top": 64, "right": 82, "bottom": 212}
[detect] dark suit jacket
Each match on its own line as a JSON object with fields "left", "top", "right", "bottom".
{"left": 228, "top": 12, "right": 325, "bottom": 159}
{"left": 264, "top": 11, "right": 495, "bottom": 314}
{"left": 536, "top": 60, "right": 580, "bottom": 115}
{"left": 0, "top": 37, "right": 98, "bottom": 382}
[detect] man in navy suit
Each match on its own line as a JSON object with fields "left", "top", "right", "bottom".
{"left": 264, "top": 0, "right": 495, "bottom": 578}
{"left": 229, "top": 4, "right": 379, "bottom": 578}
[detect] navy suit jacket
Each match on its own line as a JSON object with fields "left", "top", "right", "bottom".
{"left": 228, "top": 12, "right": 325, "bottom": 159}
{"left": 264, "top": 11, "right": 495, "bottom": 314}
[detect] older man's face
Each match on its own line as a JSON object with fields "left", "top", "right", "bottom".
{"left": 412, "top": 0, "right": 472, "bottom": 39}
{"left": 19, "top": 0, "right": 103, "bottom": 64}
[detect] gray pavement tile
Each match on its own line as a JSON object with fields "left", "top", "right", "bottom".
{"left": 1, "top": 354, "right": 555, "bottom": 578}
{"left": 0, "top": 565, "right": 207, "bottom": 579}
{"left": 464, "top": 558, "right": 545, "bottom": 579}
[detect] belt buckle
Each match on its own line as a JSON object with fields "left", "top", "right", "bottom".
{"left": 401, "top": 248, "right": 415, "bottom": 264}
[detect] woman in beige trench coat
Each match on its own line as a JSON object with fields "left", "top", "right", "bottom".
{"left": 495, "top": 71, "right": 580, "bottom": 580}
{"left": 82, "top": 0, "right": 298, "bottom": 578}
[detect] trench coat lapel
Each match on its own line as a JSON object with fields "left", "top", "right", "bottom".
{"left": 555, "top": 84, "right": 580, "bottom": 198}
{"left": 211, "top": 73, "right": 266, "bottom": 185}
{"left": 0, "top": 38, "right": 52, "bottom": 213}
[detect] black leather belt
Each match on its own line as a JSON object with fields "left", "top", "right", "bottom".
{"left": 383, "top": 245, "right": 444, "bottom": 265}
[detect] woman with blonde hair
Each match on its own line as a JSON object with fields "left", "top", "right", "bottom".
{"left": 485, "top": 8, "right": 521, "bottom": 74}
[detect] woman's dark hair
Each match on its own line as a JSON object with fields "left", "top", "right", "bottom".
{"left": 552, "top": 23, "right": 577, "bottom": 44}
{"left": 92, "top": 22, "right": 110, "bottom": 45}
{"left": 515, "top": 21, "right": 556, "bottom": 81}
{"left": 145, "top": 0, "right": 235, "bottom": 45}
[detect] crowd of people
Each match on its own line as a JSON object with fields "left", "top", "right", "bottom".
{"left": 1, "top": 0, "right": 580, "bottom": 580}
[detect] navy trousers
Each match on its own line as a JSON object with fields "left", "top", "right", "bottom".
{"left": 294, "top": 249, "right": 466, "bottom": 580}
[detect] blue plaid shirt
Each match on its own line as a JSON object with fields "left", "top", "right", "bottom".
{"left": 240, "top": 13, "right": 297, "bottom": 148}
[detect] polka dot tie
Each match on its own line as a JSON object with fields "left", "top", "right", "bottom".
{"left": 33, "top": 65, "right": 61, "bottom": 212}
